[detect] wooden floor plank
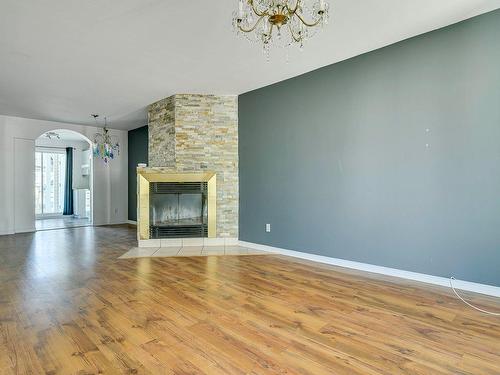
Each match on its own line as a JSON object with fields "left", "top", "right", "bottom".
{"left": 0, "top": 225, "right": 498, "bottom": 374}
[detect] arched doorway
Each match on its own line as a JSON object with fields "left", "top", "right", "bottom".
{"left": 34, "top": 129, "right": 93, "bottom": 230}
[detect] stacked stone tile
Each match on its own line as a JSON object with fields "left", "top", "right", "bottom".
{"left": 148, "top": 94, "right": 239, "bottom": 238}
{"left": 148, "top": 96, "right": 175, "bottom": 168}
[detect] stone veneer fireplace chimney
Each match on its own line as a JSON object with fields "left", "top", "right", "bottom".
{"left": 137, "top": 94, "right": 238, "bottom": 246}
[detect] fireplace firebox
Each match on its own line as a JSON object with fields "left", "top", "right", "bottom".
{"left": 149, "top": 182, "right": 208, "bottom": 238}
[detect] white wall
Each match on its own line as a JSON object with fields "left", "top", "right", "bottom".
{"left": 0, "top": 115, "right": 128, "bottom": 234}
{"left": 14, "top": 138, "right": 35, "bottom": 232}
{"left": 35, "top": 137, "right": 90, "bottom": 150}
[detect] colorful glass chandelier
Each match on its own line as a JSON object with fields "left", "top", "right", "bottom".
{"left": 233, "top": 0, "right": 330, "bottom": 53}
{"left": 92, "top": 114, "right": 119, "bottom": 164}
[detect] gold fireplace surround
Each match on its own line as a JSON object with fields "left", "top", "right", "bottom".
{"left": 137, "top": 168, "right": 216, "bottom": 240}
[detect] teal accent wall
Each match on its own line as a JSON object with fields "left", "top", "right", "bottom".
{"left": 239, "top": 10, "right": 500, "bottom": 286}
{"left": 128, "top": 125, "right": 148, "bottom": 221}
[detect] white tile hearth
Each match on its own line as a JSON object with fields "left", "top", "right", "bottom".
{"left": 152, "top": 247, "right": 181, "bottom": 257}
{"left": 138, "top": 239, "right": 161, "bottom": 248}
{"left": 119, "top": 245, "right": 272, "bottom": 259}
{"left": 179, "top": 246, "right": 204, "bottom": 255}
{"left": 118, "top": 247, "right": 159, "bottom": 259}
{"left": 202, "top": 246, "right": 225, "bottom": 255}
{"left": 181, "top": 238, "right": 205, "bottom": 247}
{"left": 203, "top": 238, "right": 226, "bottom": 246}
{"left": 138, "top": 238, "right": 239, "bottom": 248}
{"left": 161, "top": 239, "right": 183, "bottom": 247}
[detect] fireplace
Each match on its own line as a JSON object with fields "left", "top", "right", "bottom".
{"left": 149, "top": 182, "right": 208, "bottom": 238}
{"left": 137, "top": 169, "right": 216, "bottom": 240}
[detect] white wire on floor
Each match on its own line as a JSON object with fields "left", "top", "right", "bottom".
{"left": 449, "top": 277, "right": 500, "bottom": 316}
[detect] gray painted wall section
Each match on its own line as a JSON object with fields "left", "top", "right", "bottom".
{"left": 239, "top": 10, "right": 500, "bottom": 286}
{"left": 128, "top": 125, "right": 148, "bottom": 221}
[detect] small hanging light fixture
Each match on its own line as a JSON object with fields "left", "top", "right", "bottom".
{"left": 91, "top": 114, "right": 120, "bottom": 164}
{"left": 45, "top": 131, "right": 60, "bottom": 140}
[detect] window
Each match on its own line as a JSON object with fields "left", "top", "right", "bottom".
{"left": 35, "top": 149, "right": 66, "bottom": 216}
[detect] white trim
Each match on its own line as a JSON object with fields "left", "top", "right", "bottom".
{"left": 35, "top": 146, "right": 67, "bottom": 153}
{"left": 15, "top": 227, "right": 36, "bottom": 234}
{"left": 127, "top": 220, "right": 137, "bottom": 225}
{"left": 239, "top": 241, "right": 500, "bottom": 298}
{"left": 36, "top": 214, "right": 65, "bottom": 219}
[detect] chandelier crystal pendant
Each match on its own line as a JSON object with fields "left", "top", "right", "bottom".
{"left": 91, "top": 114, "right": 120, "bottom": 164}
{"left": 233, "top": 0, "right": 330, "bottom": 52}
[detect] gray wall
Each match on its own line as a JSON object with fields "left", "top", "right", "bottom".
{"left": 128, "top": 125, "right": 148, "bottom": 221}
{"left": 239, "top": 9, "right": 500, "bottom": 286}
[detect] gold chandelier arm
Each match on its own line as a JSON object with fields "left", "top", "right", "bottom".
{"left": 248, "top": 0, "right": 267, "bottom": 17}
{"left": 237, "top": 15, "right": 265, "bottom": 33}
{"left": 294, "top": 10, "right": 324, "bottom": 28}
{"left": 287, "top": 23, "right": 302, "bottom": 43}
{"left": 268, "top": 24, "right": 274, "bottom": 39}
{"left": 287, "top": 0, "right": 301, "bottom": 16}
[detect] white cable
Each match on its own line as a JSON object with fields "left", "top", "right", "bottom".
{"left": 449, "top": 277, "right": 500, "bottom": 316}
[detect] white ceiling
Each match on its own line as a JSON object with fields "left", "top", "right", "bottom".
{"left": 1, "top": 0, "right": 499, "bottom": 130}
{"left": 35, "top": 129, "right": 91, "bottom": 149}
{"left": 45, "top": 129, "right": 91, "bottom": 142}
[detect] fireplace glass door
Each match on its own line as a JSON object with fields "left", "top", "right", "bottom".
{"left": 149, "top": 182, "right": 208, "bottom": 238}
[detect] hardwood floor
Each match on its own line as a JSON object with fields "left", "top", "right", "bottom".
{"left": 0, "top": 225, "right": 498, "bottom": 374}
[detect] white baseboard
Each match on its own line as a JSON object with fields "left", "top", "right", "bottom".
{"left": 239, "top": 240, "right": 500, "bottom": 298}
{"left": 15, "top": 227, "right": 36, "bottom": 234}
{"left": 127, "top": 220, "right": 137, "bottom": 225}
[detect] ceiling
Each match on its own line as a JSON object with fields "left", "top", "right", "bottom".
{"left": 35, "top": 129, "right": 91, "bottom": 148}
{"left": 1, "top": 0, "right": 499, "bottom": 130}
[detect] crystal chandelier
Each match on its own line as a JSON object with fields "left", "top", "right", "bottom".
{"left": 91, "top": 114, "right": 120, "bottom": 164}
{"left": 233, "top": 0, "right": 330, "bottom": 53}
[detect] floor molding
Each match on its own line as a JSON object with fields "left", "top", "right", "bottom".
{"left": 239, "top": 240, "right": 500, "bottom": 298}
{"left": 15, "top": 227, "right": 36, "bottom": 234}
{"left": 127, "top": 220, "right": 137, "bottom": 225}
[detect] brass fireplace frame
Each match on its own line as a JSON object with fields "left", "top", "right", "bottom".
{"left": 137, "top": 168, "right": 216, "bottom": 240}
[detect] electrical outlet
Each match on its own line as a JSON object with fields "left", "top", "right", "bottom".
{"left": 266, "top": 224, "right": 271, "bottom": 233}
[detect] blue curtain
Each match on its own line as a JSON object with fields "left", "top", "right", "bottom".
{"left": 63, "top": 147, "right": 74, "bottom": 215}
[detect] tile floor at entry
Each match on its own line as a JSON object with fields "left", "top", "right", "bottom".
{"left": 36, "top": 216, "right": 92, "bottom": 231}
{"left": 119, "top": 245, "right": 271, "bottom": 259}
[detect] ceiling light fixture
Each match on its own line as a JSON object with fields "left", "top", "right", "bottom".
{"left": 91, "top": 114, "right": 120, "bottom": 164}
{"left": 45, "top": 131, "right": 60, "bottom": 140}
{"left": 233, "top": 0, "right": 330, "bottom": 55}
